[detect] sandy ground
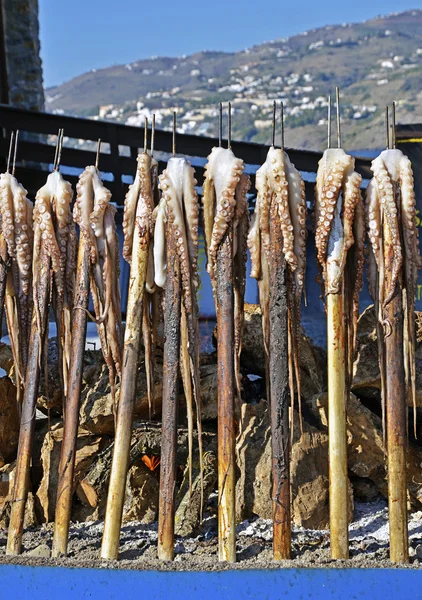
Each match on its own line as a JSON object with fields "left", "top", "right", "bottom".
{"left": 0, "top": 500, "right": 422, "bottom": 571}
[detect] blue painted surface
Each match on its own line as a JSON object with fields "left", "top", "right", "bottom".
{"left": 0, "top": 565, "right": 421, "bottom": 600}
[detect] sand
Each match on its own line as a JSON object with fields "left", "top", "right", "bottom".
{"left": 0, "top": 500, "right": 422, "bottom": 571}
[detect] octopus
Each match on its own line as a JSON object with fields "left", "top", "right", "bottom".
{"left": 202, "top": 146, "right": 250, "bottom": 417}
{"left": 33, "top": 170, "right": 77, "bottom": 400}
{"left": 0, "top": 172, "right": 33, "bottom": 403}
{"left": 123, "top": 152, "right": 158, "bottom": 418}
{"left": 314, "top": 148, "right": 365, "bottom": 389}
{"left": 74, "top": 165, "right": 122, "bottom": 403}
{"left": 247, "top": 147, "right": 307, "bottom": 431}
{"left": 365, "top": 149, "right": 421, "bottom": 436}
{"left": 153, "top": 156, "right": 202, "bottom": 493}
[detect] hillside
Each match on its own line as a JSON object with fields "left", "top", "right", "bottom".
{"left": 46, "top": 10, "right": 422, "bottom": 152}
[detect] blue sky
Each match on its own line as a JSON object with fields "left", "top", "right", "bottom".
{"left": 40, "top": 0, "right": 422, "bottom": 88}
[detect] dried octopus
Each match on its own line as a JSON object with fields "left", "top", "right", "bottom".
{"left": 248, "top": 146, "right": 307, "bottom": 430}
{"left": 33, "top": 170, "right": 77, "bottom": 399}
{"left": 202, "top": 147, "right": 250, "bottom": 410}
{"left": 0, "top": 172, "right": 33, "bottom": 403}
{"left": 153, "top": 156, "right": 202, "bottom": 489}
{"left": 74, "top": 165, "right": 122, "bottom": 403}
{"left": 315, "top": 148, "right": 365, "bottom": 385}
{"left": 365, "top": 149, "right": 421, "bottom": 436}
{"left": 123, "top": 151, "right": 158, "bottom": 418}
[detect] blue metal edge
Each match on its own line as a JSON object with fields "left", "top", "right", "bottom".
{"left": 0, "top": 564, "right": 421, "bottom": 600}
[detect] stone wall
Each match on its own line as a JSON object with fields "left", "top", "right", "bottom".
{"left": 2, "top": 0, "right": 44, "bottom": 110}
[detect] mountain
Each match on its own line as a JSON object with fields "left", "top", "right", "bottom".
{"left": 46, "top": 10, "right": 422, "bottom": 152}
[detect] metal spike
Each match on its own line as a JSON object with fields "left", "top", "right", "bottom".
{"left": 336, "top": 87, "right": 341, "bottom": 148}
{"left": 172, "top": 111, "right": 176, "bottom": 157}
{"left": 151, "top": 114, "right": 155, "bottom": 156}
{"left": 11, "top": 130, "right": 19, "bottom": 176}
{"left": 392, "top": 101, "right": 396, "bottom": 149}
{"left": 54, "top": 128, "right": 64, "bottom": 171}
{"left": 219, "top": 102, "right": 223, "bottom": 148}
{"left": 272, "top": 101, "right": 276, "bottom": 148}
{"left": 95, "top": 138, "right": 102, "bottom": 170}
{"left": 144, "top": 117, "right": 148, "bottom": 154}
{"left": 6, "top": 131, "right": 15, "bottom": 174}
{"left": 228, "top": 102, "right": 232, "bottom": 150}
{"left": 385, "top": 106, "right": 390, "bottom": 150}
{"left": 280, "top": 102, "right": 285, "bottom": 150}
{"left": 327, "top": 95, "right": 332, "bottom": 150}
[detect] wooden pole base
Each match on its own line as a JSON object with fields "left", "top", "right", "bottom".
{"left": 327, "top": 290, "right": 349, "bottom": 560}
{"left": 216, "top": 229, "right": 236, "bottom": 563}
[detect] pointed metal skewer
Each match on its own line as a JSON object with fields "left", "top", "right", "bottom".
{"left": 327, "top": 95, "right": 332, "bottom": 150}
{"left": 52, "top": 140, "right": 103, "bottom": 557}
{"left": 151, "top": 114, "right": 155, "bottom": 156}
{"left": 280, "top": 102, "right": 285, "bottom": 151}
{"left": 219, "top": 102, "right": 223, "bottom": 148}
{"left": 158, "top": 112, "right": 182, "bottom": 561}
{"left": 272, "top": 101, "right": 276, "bottom": 147}
{"left": 6, "top": 131, "right": 15, "bottom": 174}
{"left": 336, "top": 87, "right": 341, "bottom": 148}
{"left": 227, "top": 102, "right": 232, "bottom": 150}
{"left": 7, "top": 137, "right": 64, "bottom": 555}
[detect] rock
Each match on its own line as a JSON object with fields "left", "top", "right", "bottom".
{"left": 175, "top": 447, "right": 217, "bottom": 536}
{"left": 235, "top": 400, "right": 353, "bottom": 529}
{"left": 351, "top": 477, "right": 379, "bottom": 502}
{"left": 416, "top": 544, "right": 422, "bottom": 559}
{"left": 241, "top": 304, "right": 327, "bottom": 404}
{"left": 77, "top": 426, "right": 217, "bottom": 522}
{"left": 312, "top": 392, "right": 422, "bottom": 509}
{"left": 35, "top": 423, "right": 107, "bottom": 523}
{"left": 353, "top": 305, "right": 422, "bottom": 408}
{"left": 0, "top": 377, "right": 19, "bottom": 466}
{"left": 0, "top": 462, "right": 38, "bottom": 529}
{"left": 123, "top": 460, "right": 159, "bottom": 523}
{"left": 27, "top": 544, "right": 51, "bottom": 558}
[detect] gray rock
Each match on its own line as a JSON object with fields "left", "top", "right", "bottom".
{"left": 27, "top": 543, "right": 51, "bottom": 558}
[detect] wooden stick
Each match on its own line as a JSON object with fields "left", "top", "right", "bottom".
{"left": 326, "top": 287, "right": 349, "bottom": 559}
{"left": 0, "top": 233, "right": 8, "bottom": 334}
{"left": 52, "top": 240, "right": 90, "bottom": 557}
{"left": 100, "top": 217, "right": 150, "bottom": 560}
{"left": 157, "top": 229, "right": 181, "bottom": 561}
{"left": 269, "top": 202, "right": 290, "bottom": 560}
{"left": 384, "top": 217, "right": 408, "bottom": 564}
{"left": 216, "top": 227, "right": 236, "bottom": 563}
{"left": 6, "top": 253, "right": 50, "bottom": 555}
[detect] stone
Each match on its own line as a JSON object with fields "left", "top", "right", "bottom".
{"left": 175, "top": 447, "right": 218, "bottom": 536}
{"left": 241, "top": 304, "right": 327, "bottom": 403}
{"left": 27, "top": 544, "right": 51, "bottom": 558}
{"left": 235, "top": 400, "right": 353, "bottom": 530}
{"left": 35, "top": 423, "right": 107, "bottom": 523}
{"left": 0, "top": 462, "right": 38, "bottom": 529}
{"left": 313, "top": 392, "right": 422, "bottom": 509}
{"left": 123, "top": 460, "right": 159, "bottom": 524}
{"left": 416, "top": 544, "right": 422, "bottom": 559}
{"left": 0, "top": 377, "right": 19, "bottom": 466}
{"left": 2, "top": 0, "right": 45, "bottom": 110}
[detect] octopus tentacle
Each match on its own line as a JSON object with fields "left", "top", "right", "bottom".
{"left": 248, "top": 147, "right": 307, "bottom": 431}
{"left": 155, "top": 157, "right": 203, "bottom": 501}
{"left": 0, "top": 173, "right": 33, "bottom": 390}
{"left": 74, "top": 166, "right": 122, "bottom": 404}
{"left": 33, "top": 170, "right": 76, "bottom": 399}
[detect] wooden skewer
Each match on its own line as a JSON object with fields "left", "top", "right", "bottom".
{"left": 101, "top": 201, "right": 150, "bottom": 561}
{"left": 6, "top": 250, "right": 50, "bottom": 555}
{"left": 384, "top": 216, "right": 408, "bottom": 563}
{"left": 269, "top": 196, "right": 291, "bottom": 560}
{"left": 216, "top": 226, "right": 236, "bottom": 562}
{"left": 326, "top": 286, "right": 349, "bottom": 559}
{"left": 52, "top": 234, "right": 90, "bottom": 556}
{"left": 157, "top": 226, "right": 181, "bottom": 561}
